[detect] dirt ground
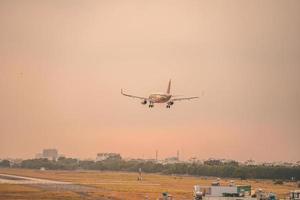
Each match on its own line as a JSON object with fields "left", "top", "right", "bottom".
{"left": 0, "top": 168, "right": 298, "bottom": 200}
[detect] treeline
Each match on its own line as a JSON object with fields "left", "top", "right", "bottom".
{"left": 2, "top": 158, "right": 300, "bottom": 180}
{"left": 0, "top": 160, "right": 10, "bottom": 168}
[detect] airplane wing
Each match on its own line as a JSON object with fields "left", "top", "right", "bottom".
{"left": 171, "top": 96, "right": 199, "bottom": 101}
{"left": 121, "top": 89, "right": 149, "bottom": 100}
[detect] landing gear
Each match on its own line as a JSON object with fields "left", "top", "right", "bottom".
{"left": 166, "top": 101, "right": 174, "bottom": 108}
{"left": 149, "top": 102, "right": 154, "bottom": 108}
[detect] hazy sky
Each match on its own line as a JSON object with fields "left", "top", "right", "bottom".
{"left": 0, "top": 0, "right": 299, "bottom": 162}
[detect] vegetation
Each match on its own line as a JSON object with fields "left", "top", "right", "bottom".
{"left": 0, "top": 160, "right": 10, "bottom": 168}
{"left": 21, "top": 157, "right": 78, "bottom": 170}
{"left": 274, "top": 180, "right": 284, "bottom": 185}
{"left": 9, "top": 158, "right": 299, "bottom": 180}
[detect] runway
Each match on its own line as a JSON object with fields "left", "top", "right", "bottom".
{"left": 0, "top": 173, "right": 71, "bottom": 184}
{"left": 0, "top": 173, "right": 101, "bottom": 199}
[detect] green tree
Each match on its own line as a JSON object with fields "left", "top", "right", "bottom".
{"left": 0, "top": 160, "right": 10, "bottom": 167}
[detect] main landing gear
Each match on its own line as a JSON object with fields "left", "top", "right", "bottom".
{"left": 149, "top": 102, "right": 154, "bottom": 108}
{"left": 166, "top": 101, "right": 174, "bottom": 108}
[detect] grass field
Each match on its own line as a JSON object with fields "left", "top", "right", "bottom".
{"left": 0, "top": 168, "right": 298, "bottom": 200}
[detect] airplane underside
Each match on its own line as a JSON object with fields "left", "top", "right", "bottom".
{"left": 141, "top": 99, "right": 174, "bottom": 108}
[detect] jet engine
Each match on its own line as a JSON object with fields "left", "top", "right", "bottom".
{"left": 141, "top": 100, "right": 147, "bottom": 105}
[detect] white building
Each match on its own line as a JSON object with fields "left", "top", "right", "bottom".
{"left": 194, "top": 184, "right": 252, "bottom": 197}
{"left": 35, "top": 149, "right": 59, "bottom": 160}
{"left": 194, "top": 185, "right": 238, "bottom": 197}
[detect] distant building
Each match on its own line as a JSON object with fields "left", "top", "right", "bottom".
{"left": 96, "top": 153, "right": 121, "bottom": 161}
{"left": 188, "top": 157, "right": 200, "bottom": 163}
{"left": 35, "top": 149, "right": 59, "bottom": 160}
{"left": 164, "top": 156, "right": 180, "bottom": 164}
{"left": 11, "top": 159, "right": 23, "bottom": 166}
{"left": 244, "top": 159, "right": 256, "bottom": 166}
{"left": 43, "top": 149, "right": 58, "bottom": 160}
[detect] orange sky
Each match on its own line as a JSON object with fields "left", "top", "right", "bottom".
{"left": 0, "top": 0, "right": 299, "bottom": 162}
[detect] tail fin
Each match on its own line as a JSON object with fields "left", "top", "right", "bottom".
{"left": 166, "top": 79, "right": 171, "bottom": 94}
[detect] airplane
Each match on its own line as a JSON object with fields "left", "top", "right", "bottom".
{"left": 121, "top": 80, "right": 198, "bottom": 108}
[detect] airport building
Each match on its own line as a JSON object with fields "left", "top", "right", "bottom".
{"left": 194, "top": 182, "right": 254, "bottom": 200}
{"left": 290, "top": 190, "right": 300, "bottom": 200}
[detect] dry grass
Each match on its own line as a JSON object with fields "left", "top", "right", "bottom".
{"left": 0, "top": 168, "right": 298, "bottom": 199}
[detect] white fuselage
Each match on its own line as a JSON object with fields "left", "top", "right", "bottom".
{"left": 149, "top": 93, "right": 172, "bottom": 103}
